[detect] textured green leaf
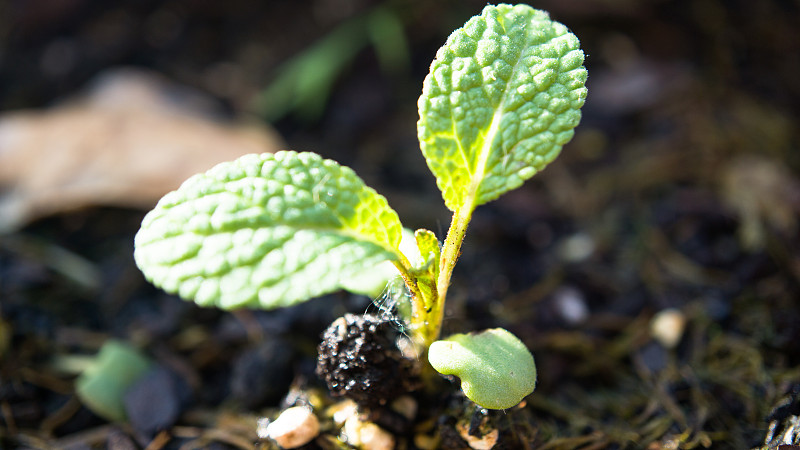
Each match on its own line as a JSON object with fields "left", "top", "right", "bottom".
{"left": 414, "top": 229, "right": 440, "bottom": 273}
{"left": 418, "top": 4, "right": 588, "bottom": 211}
{"left": 339, "top": 227, "right": 418, "bottom": 298}
{"left": 412, "top": 228, "right": 440, "bottom": 309}
{"left": 428, "top": 328, "right": 537, "bottom": 410}
{"left": 134, "top": 151, "right": 403, "bottom": 310}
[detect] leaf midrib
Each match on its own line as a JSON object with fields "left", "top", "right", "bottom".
{"left": 462, "top": 16, "right": 531, "bottom": 213}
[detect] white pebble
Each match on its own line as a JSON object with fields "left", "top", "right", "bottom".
{"left": 553, "top": 286, "right": 589, "bottom": 326}
{"left": 265, "top": 406, "right": 320, "bottom": 449}
{"left": 559, "top": 232, "right": 595, "bottom": 262}
{"left": 343, "top": 415, "right": 395, "bottom": 450}
{"left": 329, "top": 399, "right": 358, "bottom": 426}
{"left": 650, "top": 308, "right": 686, "bottom": 349}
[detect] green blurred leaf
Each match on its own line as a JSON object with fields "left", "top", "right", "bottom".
{"left": 134, "top": 151, "right": 403, "bottom": 310}
{"left": 255, "top": 5, "right": 409, "bottom": 122}
{"left": 417, "top": 4, "right": 588, "bottom": 212}
{"left": 255, "top": 19, "right": 367, "bottom": 122}
{"left": 428, "top": 328, "right": 537, "bottom": 409}
{"left": 75, "top": 340, "right": 153, "bottom": 422}
{"left": 367, "top": 7, "right": 411, "bottom": 75}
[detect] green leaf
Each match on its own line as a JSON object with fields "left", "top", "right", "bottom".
{"left": 254, "top": 15, "right": 368, "bottom": 122}
{"left": 134, "top": 151, "right": 403, "bottom": 310}
{"left": 418, "top": 4, "right": 588, "bottom": 211}
{"left": 428, "top": 328, "right": 537, "bottom": 410}
{"left": 414, "top": 229, "right": 440, "bottom": 274}
{"left": 339, "top": 227, "right": 419, "bottom": 298}
{"left": 412, "top": 228, "right": 440, "bottom": 309}
{"left": 75, "top": 340, "right": 153, "bottom": 422}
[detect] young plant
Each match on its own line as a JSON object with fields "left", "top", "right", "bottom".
{"left": 134, "top": 3, "right": 587, "bottom": 410}
{"left": 56, "top": 340, "right": 154, "bottom": 422}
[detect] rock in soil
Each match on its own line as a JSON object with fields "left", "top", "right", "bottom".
{"left": 123, "top": 366, "right": 191, "bottom": 437}
{"left": 342, "top": 415, "right": 395, "bottom": 450}
{"left": 263, "top": 406, "right": 320, "bottom": 449}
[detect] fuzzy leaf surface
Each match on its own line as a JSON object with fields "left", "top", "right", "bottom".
{"left": 339, "top": 227, "right": 418, "bottom": 298}
{"left": 134, "top": 151, "right": 403, "bottom": 310}
{"left": 418, "top": 3, "right": 587, "bottom": 211}
{"left": 414, "top": 229, "right": 440, "bottom": 273}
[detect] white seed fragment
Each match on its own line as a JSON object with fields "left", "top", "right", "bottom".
{"left": 650, "top": 308, "right": 686, "bottom": 349}
{"left": 265, "top": 406, "right": 320, "bottom": 449}
{"left": 457, "top": 422, "right": 499, "bottom": 450}
{"left": 343, "top": 415, "right": 395, "bottom": 450}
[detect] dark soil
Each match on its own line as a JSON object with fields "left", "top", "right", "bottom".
{"left": 2, "top": 1, "right": 800, "bottom": 449}
{"left": 316, "top": 313, "right": 419, "bottom": 409}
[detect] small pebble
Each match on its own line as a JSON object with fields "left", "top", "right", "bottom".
{"left": 328, "top": 399, "right": 358, "bottom": 426}
{"left": 553, "top": 286, "right": 590, "bottom": 326}
{"left": 124, "top": 366, "right": 190, "bottom": 437}
{"left": 343, "top": 415, "right": 395, "bottom": 450}
{"left": 266, "top": 406, "right": 320, "bottom": 449}
{"left": 650, "top": 308, "right": 686, "bottom": 349}
{"left": 559, "top": 232, "right": 595, "bottom": 262}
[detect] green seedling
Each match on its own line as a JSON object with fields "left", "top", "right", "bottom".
{"left": 55, "top": 340, "right": 154, "bottom": 422}
{"left": 135, "top": 3, "right": 587, "bottom": 410}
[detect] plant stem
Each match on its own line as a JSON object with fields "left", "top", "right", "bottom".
{"left": 394, "top": 205, "right": 473, "bottom": 350}
{"left": 422, "top": 205, "right": 473, "bottom": 347}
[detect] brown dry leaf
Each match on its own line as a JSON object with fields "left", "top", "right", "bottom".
{"left": 0, "top": 68, "right": 284, "bottom": 232}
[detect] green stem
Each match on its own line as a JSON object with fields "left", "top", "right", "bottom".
{"left": 420, "top": 205, "right": 474, "bottom": 347}
{"left": 393, "top": 204, "right": 474, "bottom": 350}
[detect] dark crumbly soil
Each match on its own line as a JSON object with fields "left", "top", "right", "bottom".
{"left": 2, "top": 1, "right": 800, "bottom": 449}
{"left": 316, "top": 313, "right": 419, "bottom": 409}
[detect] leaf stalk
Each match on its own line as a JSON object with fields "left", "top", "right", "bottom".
{"left": 414, "top": 204, "right": 474, "bottom": 348}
